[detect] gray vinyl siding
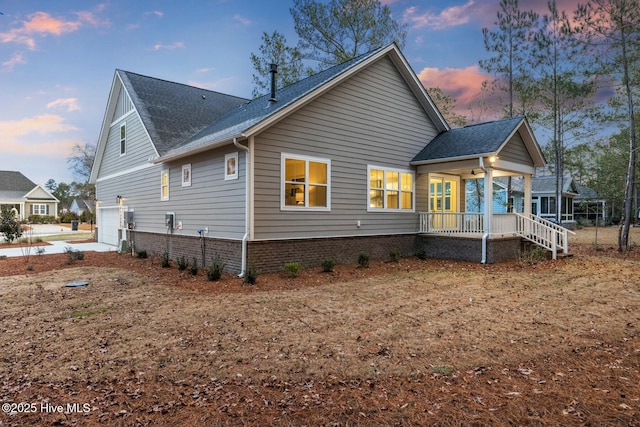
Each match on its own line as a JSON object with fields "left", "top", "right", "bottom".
{"left": 96, "top": 146, "right": 246, "bottom": 240}
{"left": 114, "top": 86, "right": 134, "bottom": 120}
{"left": 97, "top": 112, "right": 156, "bottom": 178}
{"left": 253, "top": 56, "right": 438, "bottom": 239}
{"left": 500, "top": 131, "right": 533, "bottom": 166}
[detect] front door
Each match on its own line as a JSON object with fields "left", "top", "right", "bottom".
{"left": 429, "top": 177, "right": 457, "bottom": 229}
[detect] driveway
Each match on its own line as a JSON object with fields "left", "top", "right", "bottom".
{"left": 0, "top": 224, "right": 115, "bottom": 258}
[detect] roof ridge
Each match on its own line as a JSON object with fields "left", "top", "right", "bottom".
{"left": 117, "top": 69, "right": 249, "bottom": 100}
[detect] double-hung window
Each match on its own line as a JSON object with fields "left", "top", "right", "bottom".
{"left": 161, "top": 170, "right": 169, "bottom": 201}
{"left": 281, "top": 153, "right": 330, "bottom": 210}
{"left": 119, "top": 123, "right": 126, "bottom": 155}
{"left": 368, "top": 165, "right": 414, "bottom": 211}
{"left": 32, "top": 204, "right": 48, "bottom": 215}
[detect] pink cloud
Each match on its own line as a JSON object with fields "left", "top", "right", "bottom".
{"left": 403, "top": 1, "right": 478, "bottom": 30}
{"left": 47, "top": 98, "right": 80, "bottom": 112}
{"left": 418, "top": 65, "right": 489, "bottom": 106}
{"left": 0, "top": 114, "right": 77, "bottom": 137}
{"left": 0, "top": 10, "right": 108, "bottom": 49}
{"left": 0, "top": 115, "right": 79, "bottom": 155}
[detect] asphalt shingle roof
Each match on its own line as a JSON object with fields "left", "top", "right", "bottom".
{"left": 159, "top": 45, "right": 388, "bottom": 160}
{"left": 531, "top": 175, "right": 577, "bottom": 194}
{"left": 0, "top": 171, "right": 36, "bottom": 192}
{"left": 412, "top": 116, "right": 524, "bottom": 162}
{"left": 118, "top": 71, "right": 250, "bottom": 156}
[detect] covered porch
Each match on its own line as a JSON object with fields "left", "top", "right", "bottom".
{"left": 411, "top": 117, "right": 571, "bottom": 261}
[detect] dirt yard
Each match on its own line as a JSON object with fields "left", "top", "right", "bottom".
{"left": 0, "top": 227, "right": 639, "bottom": 426}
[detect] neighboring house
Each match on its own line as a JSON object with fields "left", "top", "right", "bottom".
{"left": 70, "top": 198, "right": 95, "bottom": 217}
{"left": 465, "top": 178, "right": 511, "bottom": 214}
{"left": 530, "top": 174, "right": 578, "bottom": 228}
{"left": 91, "top": 43, "right": 566, "bottom": 274}
{"left": 574, "top": 183, "right": 607, "bottom": 224}
{"left": 0, "top": 171, "right": 59, "bottom": 220}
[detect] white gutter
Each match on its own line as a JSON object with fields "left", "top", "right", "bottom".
{"left": 234, "top": 136, "right": 250, "bottom": 277}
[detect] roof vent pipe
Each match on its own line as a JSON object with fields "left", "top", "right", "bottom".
{"left": 269, "top": 63, "right": 278, "bottom": 102}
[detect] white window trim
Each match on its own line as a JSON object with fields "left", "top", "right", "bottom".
{"left": 367, "top": 165, "right": 415, "bottom": 212}
{"left": 119, "top": 123, "right": 126, "bottom": 156}
{"left": 225, "top": 152, "right": 238, "bottom": 180}
{"left": 32, "top": 204, "right": 48, "bottom": 215}
{"left": 280, "top": 153, "right": 331, "bottom": 211}
{"left": 182, "top": 164, "right": 192, "bottom": 187}
{"left": 161, "top": 169, "right": 170, "bottom": 201}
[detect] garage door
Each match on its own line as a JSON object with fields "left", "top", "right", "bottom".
{"left": 97, "top": 206, "right": 120, "bottom": 246}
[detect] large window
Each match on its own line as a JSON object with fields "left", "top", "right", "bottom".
{"left": 161, "top": 170, "right": 169, "bottom": 201}
{"left": 368, "top": 166, "right": 414, "bottom": 211}
{"left": 281, "top": 154, "right": 330, "bottom": 210}
{"left": 31, "top": 204, "right": 48, "bottom": 215}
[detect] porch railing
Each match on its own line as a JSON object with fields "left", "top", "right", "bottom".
{"left": 419, "top": 212, "right": 574, "bottom": 260}
{"left": 515, "top": 213, "right": 575, "bottom": 258}
{"left": 419, "top": 212, "right": 518, "bottom": 235}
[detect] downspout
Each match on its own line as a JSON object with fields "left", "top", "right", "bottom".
{"left": 234, "top": 137, "right": 250, "bottom": 277}
{"left": 479, "top": 157, "right": 489, "bottom": 264}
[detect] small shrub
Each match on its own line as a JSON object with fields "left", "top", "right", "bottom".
{"left": 416, "top": 249, "right": 427, "bottom": 260}
{"left": 136, "top": 249, "right": 148, "bottom": 259}
{"left": 321, "top": 259, "right": 335, "bottom": 272}
{"left": 27, "top": 215, "right": 56, "bottom": 224}
{"left": 176, "top": 255, "right": 187, "bottom": 271}
{"left": 59, "top": 211, "right": 79, "bottom": 223}
{"left": 27, "top": 265, "right": 34, "bottom": 271}
{"left": 64, "top": 246, "right": 85, "bottom": 264}
{"left": 244, "top": 265, "right": 258, "bottom": 285}
{"left": 389, "top": 250, "right": 401, "bottom": 263}
{"left": 1, "top": 206, "right": 22, "bottom": 243}
{"left": 519, "top": 245, "right": 548, "bottom": 265}
{"left": 35, "top": 247, "right": 45, "bottom": 255}
{"left": 207, "top": 258, "right": 225, "bottom": 281}
{"left": 161, "top": 251, "right": 171, "bottom": 268}
{"left": 189, "top": 257, "right": 199, "bottom": 276}
{"left": 357, "top": 252, "right": 370, "bottom": 268}
{"left": 283, "top": 261, "right": 302, "bottom": 277}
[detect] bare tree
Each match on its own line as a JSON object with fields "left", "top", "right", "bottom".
{"left": 575, "top": 0, "right": 640, "bottom": 251}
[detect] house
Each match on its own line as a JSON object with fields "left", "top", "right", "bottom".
{"left": 573, "top": 183, "right": 607, "bottom": 224}
{"left": 530, "top": 174, "right": 579, "bottom": 228}
{"left": 90, "top": 43, "right": 569, "bottom": 274}
{"left": 0, "top": 171, "right": 59, "bottom": 220}
{"left": 69, "top": 198, "right": 95, "bottom": 218}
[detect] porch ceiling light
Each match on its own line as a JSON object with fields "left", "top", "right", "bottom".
{"left": 489, "top": 155, "right": 498, "bottom": 164}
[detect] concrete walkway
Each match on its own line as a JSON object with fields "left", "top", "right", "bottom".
{"left": 0, "top": 224, "right": 116, "bottom": 258}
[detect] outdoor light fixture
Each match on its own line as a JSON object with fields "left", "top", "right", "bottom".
{"left": 116, "top": 195, "right": 122, "bottom": 204}
{"left": 489, "top": 155, "right": 498, "bottom": 164}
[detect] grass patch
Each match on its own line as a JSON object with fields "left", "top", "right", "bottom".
{"left": 71, "top": 302, "right": 108, "bottom": 318}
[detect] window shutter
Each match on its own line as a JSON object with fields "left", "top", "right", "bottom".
{"left": 46, "top": 205, "right": 49, "bottom": 215}
{"left": 30, "top": 205, "right": 33, "bottom": 215}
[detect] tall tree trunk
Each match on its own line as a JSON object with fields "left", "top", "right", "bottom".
{"left": 618, "top": 24, "right": 637, "bottom": 251}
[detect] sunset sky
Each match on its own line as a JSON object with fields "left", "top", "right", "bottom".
{"left": 1, "top": 0, "right": 587, "bottom": 186}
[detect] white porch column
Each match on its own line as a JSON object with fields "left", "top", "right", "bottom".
{"left": 524, "top": 174, "right": 532, "bottom": 216}
{"left": 484, "top": 166, "right": 493, "bottom": 235}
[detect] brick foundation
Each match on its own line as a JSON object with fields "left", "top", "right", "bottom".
{"left": 418, "top": 235, "right": 522, "bottom": 263}
{"left": 126, "top": 231, "right": 523, "bottom": 274}
{"left": 127, "top": 231, "right": 242, "bottom": 273}
{"left": 247, "top": 234, "right": 419, "bottom": 274}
